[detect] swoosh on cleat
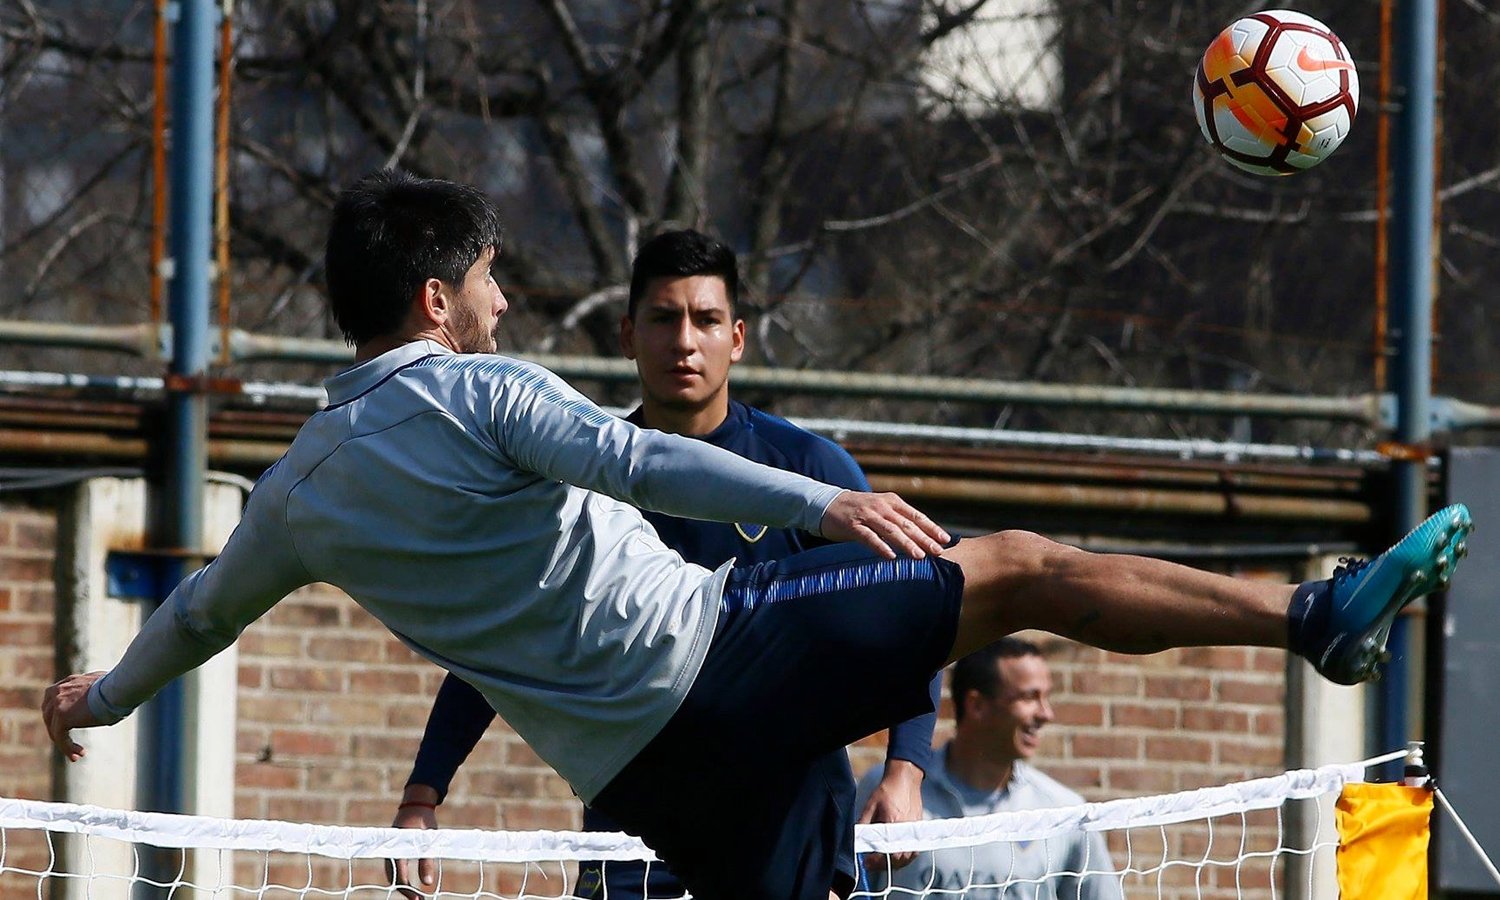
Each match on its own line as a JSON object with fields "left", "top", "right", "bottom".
{"left": 1297, "top": 46, "right": 1356, "bottom": 73}
{"left": 1337, "top": 556, "right": 1388, "bottom": 611}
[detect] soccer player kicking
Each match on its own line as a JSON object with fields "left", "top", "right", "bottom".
{"left": 390, "top": 228, "right": 938, "bottom": 899}
{"left": 42, "top": 170, "right": 1473, "bottom": 900}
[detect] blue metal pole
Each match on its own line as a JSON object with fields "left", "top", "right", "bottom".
{"left": 167, "top": 0, "right": 213, "bottom": 553}
{"left": 144, "top": 0, "right": 216, "bottom": 820}
{"left": 1380, "top": 0, "right": 1438, "bottom": 774}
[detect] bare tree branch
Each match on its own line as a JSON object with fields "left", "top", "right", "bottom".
{"left": 536, "top": 106, "right": 629, "bottom": 282}
{"left": 662, "top": 0, "right": 712, "bottom": 227}
{"left": 22, "top": 209, "right": 109, "bottom": 302}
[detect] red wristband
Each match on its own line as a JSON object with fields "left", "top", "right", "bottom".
{"left": 398, "top": 800, "right": 438, "bottom": 810}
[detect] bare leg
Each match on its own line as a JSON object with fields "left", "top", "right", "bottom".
{"left": 941, "top": 531, "right": 1293, "bottom": 664}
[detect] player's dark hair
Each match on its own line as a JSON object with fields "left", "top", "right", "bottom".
{"left": 325, "top": 169, "right": 503, "bottom": 345}
{"left": 950, "top": 637, "right": 1043, "bottom": 725}
{"left": 627, "top": 229, "right": 739, "bottom": 319}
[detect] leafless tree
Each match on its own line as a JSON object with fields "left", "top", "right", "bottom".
{"left": 5, "top": 0, "right": 1500, "bottom": 444}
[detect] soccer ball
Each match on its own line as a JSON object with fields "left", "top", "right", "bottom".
{"left": 1193, "top": 10, "right": 1359, "bottom": 175}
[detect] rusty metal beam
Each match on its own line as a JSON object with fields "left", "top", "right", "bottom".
{"left": 866, "top": 473, "right": 1374, "bottom": 522}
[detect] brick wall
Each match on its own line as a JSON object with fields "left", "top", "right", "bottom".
{"left": 0, "top": 500, "right": 59, "bottom": 801}
{"left": 1044, "top": 640, "right": 1287, "bottom": 900}
{"left": 233, "top": 584, "right": 578, "bottom": 832}
{"left": 0, "top": 500, "right": 61, "bottom": 891}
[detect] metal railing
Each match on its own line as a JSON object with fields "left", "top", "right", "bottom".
{"left": 0, "top": 318, "right": 1442, "bottom": 427}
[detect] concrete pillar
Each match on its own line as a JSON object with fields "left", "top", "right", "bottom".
{"left": 1284, "top": 553, "right": 1367, "bottom": 900}
{"left": 55, "top": 477, "right": 242, "bottom": 898}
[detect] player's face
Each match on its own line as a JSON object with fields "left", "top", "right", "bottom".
{"left": 979, "top": 655, "right": 1054, "bottom": 763}
{"left": 620, "top": 275, "right": 745, "bottom": 412}
{"left": 444, "top": 246, "right": 507, "bottom": 354}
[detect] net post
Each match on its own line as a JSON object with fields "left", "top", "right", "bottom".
{"left": 1403, "top": 740, "right": 1430, "bottom": 788}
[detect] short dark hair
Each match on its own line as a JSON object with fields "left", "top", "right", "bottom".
{"left": 950, "top": 637, "right": 1043, "bottom": 725}
{"left": 626, "top": 229, "right": 739, "bottom": 319}
{"left": 324, "top": 169, "right": 503, "bottom": 345}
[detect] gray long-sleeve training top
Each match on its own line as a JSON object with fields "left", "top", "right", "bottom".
{"left": 88, "top": 340, "right": 843, "bottom": 801}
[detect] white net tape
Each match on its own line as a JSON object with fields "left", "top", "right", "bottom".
{"left": 0, "top": 757, "right": 1390, "bottom": 899}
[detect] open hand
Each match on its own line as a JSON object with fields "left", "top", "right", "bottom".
{"left": 820, "top": 491, "right": 949, "bottom": 559}
{"left": 42, "top": 672, "right": 107, "bottom": 762}
{"left": 388, "top": 788, "right": 441, "bottom": 899}
{"left": 859, "top": 759, "right": 925, "bottom": 872}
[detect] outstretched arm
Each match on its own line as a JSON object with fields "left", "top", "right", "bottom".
{"left": 491, "top": 364, "right": 948, "bottom": 559}
{"left": 42, "top": 485, "right": 309, "bottom": 759}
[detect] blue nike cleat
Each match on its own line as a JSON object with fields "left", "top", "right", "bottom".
{"left": 1312, "top": 503, "right": 1473, "bottom": 685}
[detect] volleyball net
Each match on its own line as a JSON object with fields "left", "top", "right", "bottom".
{"left": 0, "top": 752, "right": 1466, "bottom": 899}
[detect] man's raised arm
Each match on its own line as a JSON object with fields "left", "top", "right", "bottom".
{"left": 487, "top": 362, "right": 948, "bottom": 558}
{"left": 43, "top": 480, "right": 310, "bottom": 760}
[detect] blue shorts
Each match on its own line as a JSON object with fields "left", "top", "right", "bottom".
{"left": 590, "top": 542, "right": 965, "bottom": 900}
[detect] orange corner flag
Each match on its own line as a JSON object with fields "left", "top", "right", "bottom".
{"left": 1337, "top": 783, "right": 1433, "bottom": 900}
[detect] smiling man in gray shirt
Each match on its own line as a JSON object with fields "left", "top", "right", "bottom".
{"left": 858, "top": 638, "right": 1122, "bottom": 900}
{"left": 41, "top": 170, "right": 1472, "bottom": 900}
